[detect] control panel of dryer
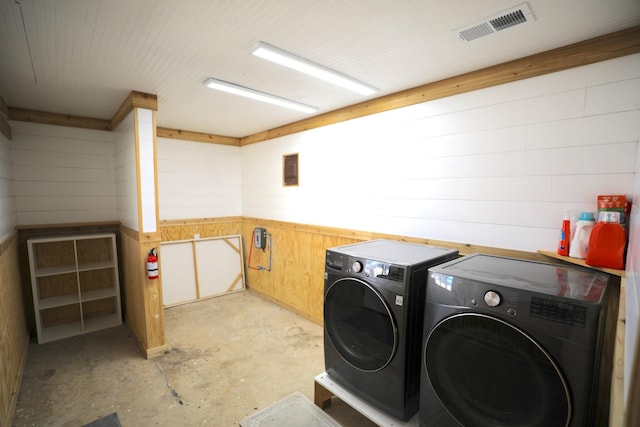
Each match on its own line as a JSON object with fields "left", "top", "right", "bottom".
{"left": 325, "top": 252, "right": 405, "bottom": 282}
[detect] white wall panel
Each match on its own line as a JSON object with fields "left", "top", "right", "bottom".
{"left": 11, "top": 165, "right": 114, "bottom": 183}
{"left": 527, "top": 112, "right": 640, "bottom": 149}
{"left": 241, "top": 54, "right": 640, "bottom": 254}
{"left": 625, "top": 121, "right": 640, "bottom": 406}
{"left": 113, "top": 113, "right": 138, "bottom": 231}
{"left": 157, "top": 138, "right": 241, "bottom": 220}
{"left": 385, "top": 55, "right": 640, "bottom": 127}
{"left": 422, "top": 127, "right": 528, "bottom": 157}
{"left": 136, "top": 108, "right": 157, "bottom": 232}
{"left": 551, "top": 174, "right": 635, "bottom": 203}
{"left": 11, "top": 150, "right": 111, "bottom": 169}
{"left": 10, "top": 122, "right": 116, "bottom": 226}
{"left": 585, "top": 77, "right": 640, "bottom": 116}
{"left": 0, "top": 131, "right": 15, "bottom": 238}
{"left": 407, "top": 89, "right": 586, "bottom": 139}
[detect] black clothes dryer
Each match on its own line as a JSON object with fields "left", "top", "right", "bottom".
{"left": 324, "top": 240, "right": 458, "bottom": 421}
{"left": 419, "top": 253, "right": 614, "bottom": 427}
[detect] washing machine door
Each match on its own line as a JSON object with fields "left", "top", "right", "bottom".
{"left": 424, "top": 313, "right": 571, "bottom": 427}
{"left": 324, "top": 277, "right": 398, "bottom": 372}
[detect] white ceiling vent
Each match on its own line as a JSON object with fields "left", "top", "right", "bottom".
{"left": 455, "top": 3, "right": 535, "bottom": 42}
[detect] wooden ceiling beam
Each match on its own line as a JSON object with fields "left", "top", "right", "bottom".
{"left": 7, "top": 91, "right": 159, "bottom": 133}
{"left": 157, "top": 127, "right": 240, "bottom": 146}
{"left": 0, "top": 95, "right": 8, "bottom": 120}
{"left": 0, "top": 95, "right": 10, "bottom": 139}
{"left": 7, "top": 107, "right": 111, "bottom": 131}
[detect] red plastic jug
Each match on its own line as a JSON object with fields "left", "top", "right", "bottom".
{"left": 585, "top": 212, "right": 626, "bottom": 270}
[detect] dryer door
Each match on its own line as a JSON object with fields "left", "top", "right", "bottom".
{"left": 424, "top": 313, "right": 570, "bottom": 427}
{"left": 324, "top": 277, "right": 398, "bottom": 372}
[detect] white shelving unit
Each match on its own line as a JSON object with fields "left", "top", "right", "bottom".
{"left": 27, "top": 233, "right": 122, "bottom": 344}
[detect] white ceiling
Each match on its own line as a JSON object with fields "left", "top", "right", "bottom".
{"left": 1, "top": 0, "right": 639, "bottom": 138}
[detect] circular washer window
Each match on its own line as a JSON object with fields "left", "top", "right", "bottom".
{"left": 424, "top": 313, "right": 571, "bottom": 427}
{"left": 324, "top": 277, "right": 398, "bottom": 372}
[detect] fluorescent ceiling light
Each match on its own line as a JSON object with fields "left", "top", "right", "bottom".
{"left": 203, "top": 78, "right": 318, "bottom": 114}
{"left": 250, "top": 41, "right": 378, "bottom": 96}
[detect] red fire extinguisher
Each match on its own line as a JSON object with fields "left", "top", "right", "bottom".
{"left": 147, "top": 247, "right": 158, "bottom": 280}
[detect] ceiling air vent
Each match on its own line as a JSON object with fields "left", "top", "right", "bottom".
{"left": 456, "top": 3, "right": 535, "bottom": 42}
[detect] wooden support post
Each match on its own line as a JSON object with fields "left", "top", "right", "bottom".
{"left": 314, "top": 379, "right": 334, "bottom": 409}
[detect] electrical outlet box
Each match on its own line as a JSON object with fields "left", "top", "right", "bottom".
{"left": 254, "top": 227, "right": 267, "bottom": 249}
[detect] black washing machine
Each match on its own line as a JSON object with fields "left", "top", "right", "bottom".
{"left": 324, "top": 239, "right": 458, "bottom": 421}
{"left": 419, "top": 253, "right": 614, "bottom": 427}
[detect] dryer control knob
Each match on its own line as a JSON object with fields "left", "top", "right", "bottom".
{"left": 484, "top": 291, "right": 501, "bottom": 307}
{"left": 352, "top": 261, "right": 363, "bottom": 273}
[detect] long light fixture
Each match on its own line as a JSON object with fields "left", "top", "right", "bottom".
{"left": 250, "top": 41, "right": 378, "bottom": 96}
{"left": 203, "top": 78, "right": 318, "bottom": 114}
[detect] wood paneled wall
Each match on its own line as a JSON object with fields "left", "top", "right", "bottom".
{"left": 241, "top": 219, "right": 359, "bottom": 324}
{"left": 0, "top": 233, "right": 28, "bottom": 427}
{"left": 160, "top": 217, "right": 359, "bottom": 323}
{"left": 120, "top": 225, "right": 167, "bottom": 358}
{"left": 243, "top": 217, "right": 551, "bottom": 323}
{"left": 160, "top": 217, "right": 242, "bottom": 241}
{"left": 161, "top": 216, "right": 548, "bottom": 324}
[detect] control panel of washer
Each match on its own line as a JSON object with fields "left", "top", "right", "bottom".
{"left": 466, "top": 281, "right": 520, "bottom": 317}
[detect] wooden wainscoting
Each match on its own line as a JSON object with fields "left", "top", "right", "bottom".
{"left": 160, "top": 216, "right": 548, "bottom": 324}
{"left": 239, "top": 217, "right": 549, "bottom": 324}
{"left": 160, "top": 217, "right": 242, "bottom": 242}
{"left": 0, "top": 232, "right": 29, "bottom": 427}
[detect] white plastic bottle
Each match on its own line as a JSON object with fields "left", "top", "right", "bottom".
{"left": 569, "top": 212, "right": 595, "bottom": 259}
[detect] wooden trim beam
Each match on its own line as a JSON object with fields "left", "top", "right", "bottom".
{"left": 6, "top": 91, "right": 158, "bottom": 133}
{"left": 0, "top": 95, "right": 8, "bottom": 120}
{"left": 0, "top": 116, "right": 12, "bottom": 139}
{"left": 110, "top": 91, "right": 158, "bottom": 130}
{"left": 157, "top": 127, "right": 240, "bottom": 146}
{"left": 240, "top": 25, "right": 640, "bottom": 145}
{"left": 7, "top": 107, "right": 111, "bottom": 131}
{"left": 0, "top": 94, "right": 10, "bottom": 137}
{"left": 0, "top": 116, "right": 11, "bottom": 139}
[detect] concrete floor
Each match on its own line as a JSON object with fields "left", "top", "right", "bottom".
{"left": 12, "top": 291, "right": 377, "bottom": 427}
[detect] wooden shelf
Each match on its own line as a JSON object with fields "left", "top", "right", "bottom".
{"left": 537, "top": 250, "right": 625, "bottom": 277}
